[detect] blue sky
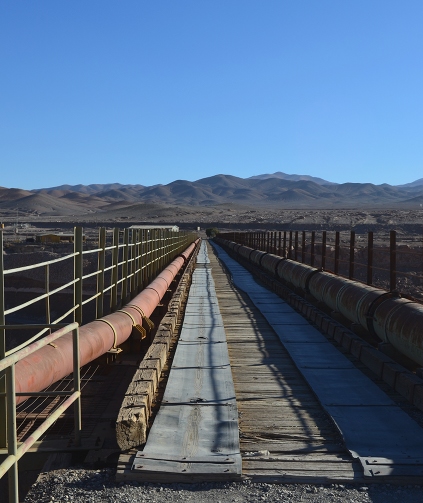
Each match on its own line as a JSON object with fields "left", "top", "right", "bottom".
{"left": 1, "top": 1, "right": 422, "bottom": 189}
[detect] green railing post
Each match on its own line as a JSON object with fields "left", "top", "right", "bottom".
{"left": 121, "top": 229, "right": 129, "bottom": 305}
{"left": 146, "top": 230, "right": 151, "bottom": 283}
{"left": 7, "top": 364, "right": 18, "bottom": 503}
{"left": 136, "top": 230, "right": 142, "bottom": 293}
{"left": 45, "top": 264, "right": 51, "bottom": 327}
{"left": 72, "top": 327, "right": 81, "bottom": 447}
{"left": 74, "top": 227, "right": 83, "bottom": 327}
{"left": 141, "top": 229, "right": 147, "bottom": 289}
{"left": 130, "top": 229, "right": 136, "bottom": 297}
{"left": 0, "top": 229, "right": 6, "bottom": 449}
{"left": 153, "top": 230, "right": 158, "bottom": 278}
{"left": 96, "top": 227, "right": 106, "bottom": 319}
{"left": 111, "top": 228, "right": 119, "bottom": 312}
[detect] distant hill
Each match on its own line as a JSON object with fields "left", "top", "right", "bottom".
{"left": 248, "top": 171, "right": 337, "bottom": 185}
{"left": 36, "top": 183, "right": 146, "bottom": 194}
{"left": 1, "top": 174, "right": 423, "bottom": 218}
{"left": 397, "top": 178, "right": 423, "bottom": 188}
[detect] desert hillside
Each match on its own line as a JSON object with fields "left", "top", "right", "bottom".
{"left": 1, "top": 173, "right": 422, "bottom": 222}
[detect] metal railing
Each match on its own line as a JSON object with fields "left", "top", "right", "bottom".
{"left": 0, "top": 322, "right": 80, "bottom": 503}
{"left": 220, "top": 230, "right": 423, "bottom": 303}
{"left": 0, "top": 226, "right": 197, "bottom": 501}
{"left": 1, "top": 227, "right": 196, "bottom": 358}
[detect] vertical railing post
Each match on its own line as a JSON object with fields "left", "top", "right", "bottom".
{"left": 157, "top": 229, "right": 161, "bottom": 274}
{"left": 96, "top": 227, "right": 106, "bottom": 319}
{"left": 72, "top": 327, "right": 81, "bottom": 447}
{"left": 137, "top": 229, "right": 142, "bottom": 292}
{"left": 321, "top": 231, "right": 327, "bottom": 270}
{"left": 349, "top": 231, "right": 355, "bottom": 280}
{"left": 334, "top": 231, "right": 340, "bottom": 275}
{"left": 130, "top": 229, "right": 136, "bottom": 297}
{"left": 390, "top": 230, "right": 397, "bottom": 291}
{"left": 278, "top": 231, "right": 282, "bottom": 256}
{"left": 151, "top": 229, "right": 155, "bottom": 278}
{"left": 367, "top": 231, "right": 373, "bottom": 285}
{"left": 301, "top": 231, "right": 306, "bottom": 263}
{"left": 45, "top": 264, "right": 51, "bottom": 328}
{"left": 74, "top": 226, "right": 83, "bottom": 327}
{"left": 0, "top": 229, "right": 6, "bottom": 449}
{"left": 141, "top": 230, "right": 146, "bottom": 289}
{"left": 121, "top": 229, "right": 129, "bottom": 305}
{"left": 160, "top": 229, "right": 165, "bottom": 271}
{"left": 111, "top": 227, "right": 119, "bottom": 312}
{"left": 148, "top": 230, "right": 153, "bottom": 283}
{"left": 151, "top": 230, "right": 156, "bottom": 279}
{"left": 7, "top": 364, "right": 18, "bottom": 503}
{"left": 164, "top": 229, "right": 167, "bottom": 261}
{"left": 157, "top": 229, "right": 161, "bottom": 273}
{"left": 311, "top": 231, "right": 315, "bottom": 267}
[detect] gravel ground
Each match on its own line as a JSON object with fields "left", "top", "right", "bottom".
{"left": 23, "top": 468, "right": 423, "bottom": 503}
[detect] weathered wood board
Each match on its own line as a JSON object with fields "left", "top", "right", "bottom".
{"left": 128, "top": 242, "right": 242, "bottom": 482}
{"left": 207, "top": 242, "right": 363, "bottom": 483}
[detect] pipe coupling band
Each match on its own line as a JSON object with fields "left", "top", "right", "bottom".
{"left": 117, "top": 309, "right": 147, "bottom": 340}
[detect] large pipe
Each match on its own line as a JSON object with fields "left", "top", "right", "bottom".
{"left": 216, "top": 238, "right": 423, "bottom": 367}
{"left": 14, "top": 240, "right": 200, "bottom": 404}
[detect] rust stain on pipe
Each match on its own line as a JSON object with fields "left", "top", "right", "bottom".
{"left": 14, "top": 240, "right": 199, "bottom": 404}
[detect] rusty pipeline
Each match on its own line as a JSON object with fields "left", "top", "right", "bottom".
{"left": 216, "top": 238, "right": 423, "bottom": 367}
{"left": 14, "top": 239, "right": 200, "bottom": 404}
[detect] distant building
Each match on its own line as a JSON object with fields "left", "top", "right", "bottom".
{"left": 36, "top": 233, "right": 86, "bottom": 244}
{"left": 129, "top": 225, "right": 179, "bottom": 232}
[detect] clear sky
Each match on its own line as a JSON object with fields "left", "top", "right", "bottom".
{"left": 1, "top": 1, "right": 422, "bottom": 189}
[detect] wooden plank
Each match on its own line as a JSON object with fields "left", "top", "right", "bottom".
{"left": 207, "top": 243, "right": 358, "bottom": 483}
{"left": 134, "top": 452, "right": 237, "bottom": 463}
{"left": 242, "top": 460, "right": 357, "bottom": 471}
{"left": 128, "top": 243, "right": 242, "bottom": 482}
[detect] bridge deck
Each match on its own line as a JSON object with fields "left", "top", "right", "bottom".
{"left": 118, "top": 240, "right": 423, "bottom": 484}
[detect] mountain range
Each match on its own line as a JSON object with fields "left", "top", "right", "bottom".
{"left": 1, "top": 173, "right": 422, "bottom": 218}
